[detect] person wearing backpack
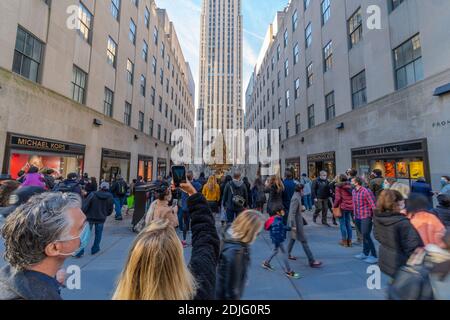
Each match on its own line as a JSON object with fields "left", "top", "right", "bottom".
{"left": 222, "top": 170, "right": 248, "bottom": 224}
{"left": 52, "top": 172, "right": 82, "bottom": 196}
{"left": 111, "top": 175, "right": 128, "bottom": 221}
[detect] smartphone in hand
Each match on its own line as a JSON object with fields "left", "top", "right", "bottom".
{"left": 171, "top": 165, "right": 187, "bottom": 188}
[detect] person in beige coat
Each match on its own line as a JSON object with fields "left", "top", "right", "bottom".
{"left": 145, "top": 181, "right": 178, "bottom": 228}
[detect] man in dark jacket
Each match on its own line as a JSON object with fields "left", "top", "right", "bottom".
{"left": 222, "top": 171, "right": 249, "bottom": 224}
{"left": 110, "top": 175, "right": 128, "bottom": 221}
{"left": 282, "top": 169, "right": 296, "bottom": 225}
{"left": 76, "top": 182, "right": 113, "bottom": 257}
{"left": 53, "top": 172, "right": 82, "bottom": 196}
{"left": 312, "top": 171, "right": 332, "bottom": 226}
{"left": 432, "top": 193, "right": 450, "bottom": 228}
{"left": 411, "top": 177, "right": 434, "bottom": 207}
{"left": 0, "top": 192, "right": 87, "bottom": 300}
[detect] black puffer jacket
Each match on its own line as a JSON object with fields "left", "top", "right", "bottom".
{"left": 216, "top": 228, "right": 250, "bottom": 300}
{"left": 374, "top": 211, "right": 423, "bottom": 277}
{"left": 187, "top": 193, "right": 220, "bottom": 300}
{"left": 82, "top": 191, "right": 114, "bottom": 223}
{"left": 311, "top": 178, "right": 331, "bottom": 200}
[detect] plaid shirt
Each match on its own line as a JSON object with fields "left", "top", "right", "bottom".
{"left": 352, "top": 187, "right": 376, "bottom": 219}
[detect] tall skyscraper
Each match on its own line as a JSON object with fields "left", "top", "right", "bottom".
{"left": 196, "top": 0, "right": 244, "bottom": 164}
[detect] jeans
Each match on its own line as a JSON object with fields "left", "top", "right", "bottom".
{"left": 265, "top": 242, "right": 292, "bottom": 272}
{"left": 113, "top": 197, "right": 126, "bottom": 218}
{"left": 314, "top": 199, "right": 329, "bottom": 224}
{"left": 355, "top": 218, "right": 377, "bottom": 257}
{"left": 302, "top": 194, "right": 313, "bottom": 210}
{"left": 178, "top": 208, "right": 184, "bottom": 232}
{"left": 76, "top": 223, "right": 104, "bottom": 256}
{"left": 226, "top": 209, "right": 239, "bottom": 224}
{"left": 182, "top": 209, "right": 191, "bottom": 241}
{"left": 339, "top": 210, "right": 353, "bottom": 241}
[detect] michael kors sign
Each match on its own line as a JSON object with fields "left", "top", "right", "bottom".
{"left": 9, "top": 134, "right": 85, "bottom": 154}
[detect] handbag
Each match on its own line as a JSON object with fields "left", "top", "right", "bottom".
{"left": 332, "top": 207, "right": 342, "bottom": 218}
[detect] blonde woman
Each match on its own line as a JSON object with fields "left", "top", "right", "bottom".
{"left": 202, "top": 176, "right": 220, "bottom": 213}
{"left": 216, "top": 210, "right": 264, "bottom": 300}
{"left": 113, "top": 180, "right": 220, "bottom": 300}
{"left": 265, "top": 175, "right": 285, "bottom": 216}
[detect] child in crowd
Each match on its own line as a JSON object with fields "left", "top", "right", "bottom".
{"left": 262, "top": 205, "right": 301, "bottom": 279}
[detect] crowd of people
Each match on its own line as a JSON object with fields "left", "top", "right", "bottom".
{"left": 0, "top": 165, "right": 449, "bottom": 300}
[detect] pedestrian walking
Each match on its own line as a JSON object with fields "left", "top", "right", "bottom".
{"left": 216, "top": 210, "right": 264, "bottom": 300}
{"left": 264, "top": 175, "right": 284, "bottom": 217}
{"left": 300, "top": 174, "right": 313, "bottom": 211}
{"left": 431, "top": 193, "right": 450, "bottom": 228}
{"left": 0, "top": 192, "right": 88, "bottom": 300}
{"left": 242, "top": 177, "right": 253, "bottom": 209}
{"left": 180, "top": 171, "right": 203, "bottom": 247}
{"left": 113, "top": 180, "right": 220, "bottom": 300}
{"left": 202, "top": 176, "right": 221, "bottom": 213}
{"left": 222, "top": 170, "right": 248, "bottom": 224}
{"left": 53, "top": 172, "right": 83, "bottom": 197}
{"left": 110, "top": 175, "right": 128, "bottom": 221}
{"left": 333, "top": 174, "right": 354, "bottom": 247}
{"left": 373, "top": 190, "right": 423, "bottom": 278}
{"left": 262, "top": 205, "right": 301, "bottom": 279}
{"left": 219, "top": 175, "right": 233, "bottom": 225}
{"left": 352, "top": 176, "right": 378, "bottom": 264}
{"left": 84, "top": 176, "right": 98, "bottom": 196}
{"left": 411, "top": 177, "right": 434, "bottom": 207}
{"left": 76, "top": 181, "right": 114, "bottom": 257}
{"left": 251, "top": 177, "right": 266, "bottom": 211}
{"left": 282, "top": 169, "right": 296, "bottom": 225}
{"left": 287, "top": 184, "right": 322, "bottom": 268}
{"left": 312, "top": 171, "right": 332, "bottom": 226}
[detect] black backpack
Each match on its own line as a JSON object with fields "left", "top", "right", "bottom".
{"left": 229, "top": 183, "right": 246, "bottom": 211}
{"left": 116, "top": 181, "right": 128, "bottom": 197}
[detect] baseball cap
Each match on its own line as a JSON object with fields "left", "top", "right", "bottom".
{"left": 100, "top": 181, "right": 110, "bottom": 190}
{"left": 0, "top": 186, "right": 46, "bottom": 218}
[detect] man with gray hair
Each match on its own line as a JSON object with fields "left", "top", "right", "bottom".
{"left": 0, "top": 192, "right": 89, "bottom": 300}
{"left": 311, "top": 170, "right": 332, "bottom": 226}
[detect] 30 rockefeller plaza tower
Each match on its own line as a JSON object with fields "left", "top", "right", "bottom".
{"left": 196, "top": 0, "right": 244, "bottom": 165}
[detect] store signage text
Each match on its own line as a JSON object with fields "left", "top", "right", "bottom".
{"left": 12, "top": 137, "right": 68, "bottom": 152}
{"left": 432, "top": 120, "right": 450, "bottom": 128}
{"left": 308, "top": 152, "right": 335, "bottom": 162}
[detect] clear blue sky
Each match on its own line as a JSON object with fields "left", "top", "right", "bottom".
{"left": 155, "top": 0, "right": 288, "bottom": 107}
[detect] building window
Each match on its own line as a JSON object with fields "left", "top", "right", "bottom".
{"left": 157, "top": 124, "right": 161, "bottom": 140}
{"left": 283, "top": 29, "right": 288, "bottom": 48}
{"left": 294, "top": 78, "right": 300, "bottom": 99}
{"left": 164, "top": 129, "right": 167, "bottom": 143}
{"left": 284, "top": 59, "right": 289, "bottom": 77}
{"left": 293, "top": 43, "right": 300, "bottom": 65}
{"left": 292, "top": 10, "right": 298, "bottom": 32}
{"left": 129, "top": 19, "right": 136, "bottom": 45}
{"left": 307, "top": 63, "right": 313, "bottom": 87}
{"left": 107, "top": 37, "right": 117, "bottom": 67}
{"left": 391, "top": 0, "right": 405, "bottom": 11}
{"left": 394, "top": 34, "right": 423, "bottom": 90}
{"left": 144, "top": 6, "right": 150, "bottom": 28}
{"left": 126, "top": 59, "right": 134, "bottom": 84}
{"left": 158, "top": 96, "right": 162, "bottom": 112}
{"left": 132, "top": 0, "right": 138, "bottom": 7}
{"left": 78, "top": 3, "right": 93, "bottom": 43}
{"left": 348, "top": 8, "right": 362, "bottom": 48}
{"left": 295, "top": 114, "right": 301, "bottom": 134}
{"left": 150, "top": 86, "right": 155, "bottom": 105}
{"left": 124, "top": 102, "right": 132, "bottom": 126}
{"left": 323, "top": 41, "right": 333, "bottom": 72}
{"left": 152, "top": 56, "right": 157, "bottom": 74}
{"left": 325, "top": 91, "right": 335, "bottom": 121}
{"left": 321, "top": 0, "right": 331, "bottom": 25}
{"left": 111, "top": 0, "right": 120, "bottom": 21}
{"left": 272, "top": 105, "right": 275, "bottom": 120}
{"left": 308, "top": 105, "right": 315, "bottom": 128}
{"left": 165, "top": 104, "right": 168, "bottom": 118}
{"left": 278, "top": 98, "right": 282, "bottom": 114}
{"left": 71, "top": 65, "right": 87, "bottom": 104}
{"left": 285, "top": 90, "right": 290, "bottom": 108}
{"left": 160, "top": 68, "right": 164, "bottom": 85}
{"left": 277, "top": 44, "right": 281, "bottom": 61}
{"left": 149, "top": 119, "right": 154, "bottom": 137}
{"left": 12, "top": 27, "right": 43, "bottom": 83}
{"left": 138, "top": 112, "right": 144, "bottom": 132}
{"left": 161, "top": 43, "right": 165, "bottom": 58}
{"left": 153, "top": 27, "right": 159, "bottom": 45}
{"left": 351, "top": 70, "right": 367, "bottom": 109}
{"left": 305, "top": 23, "right": 312, "bottom": 48}
{"left": 104, "top": 87, "right": 114, "bottom": 117}
{"left": 140, "top": 75, "right": 146, "bottom": 96}
{"left": 142, "top": 40, "right": 148, "bottom": 62}
{"left": 286, "top": 121, "right": 290, "bottom": 139}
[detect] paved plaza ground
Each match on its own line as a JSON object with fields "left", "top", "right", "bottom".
{"left": 0, "top": 210, "right": 389, "bottom": 300}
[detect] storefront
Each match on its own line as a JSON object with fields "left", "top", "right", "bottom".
{"left": 2, "top": 133, "right": 85, "bottom": 179}
{"left": 351, "top": 139, "right": 429, "bottom": 187}
{"left": 138, "top": 155, "right": 153, "bottom": 182}
{"left": 157, "top": 158, "right": 167, "bottom": 178}
{"left": 285, "top": 158, "right": 301, "bottom": 179}
{"left": 307, "top": 151, "right": 336, "bottom": 179}
{"left": 100, "top": 148, "right": 131, "bottom": 183}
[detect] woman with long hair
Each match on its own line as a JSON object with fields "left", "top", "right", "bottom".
{"left": 333, "top": 174, "right": 354, "bottom": 247}
{"left": 265, "top": 175, "right": 284, "bottom": 216}
{"left": 202, "top": 175, "right": 220, "bottom": 213}
{"left": 113, "top": 180, "right": 220, "bottom": 300}
{"left": 216, "top": 210, "right": 264, "bottom": 300}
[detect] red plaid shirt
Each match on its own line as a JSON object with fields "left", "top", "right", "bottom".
{"left": 352, "top": 187, "right": 376, "bottom": 219}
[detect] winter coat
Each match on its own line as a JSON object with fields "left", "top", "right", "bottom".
{"left": 409, "top": 211, "right": 447, "bottom": 248}
{"left": 42, "top": 174, "right": 55, "bottom": 190}
{"left": 82, "top": 191, "right": 114, "bottom": 224}
{"left": 265, "top": 185, "right": 283, "bottom": 216}
{"left": 411, "top": 181, "right": 434, "bottom": 204}
{"left": 223, "top": 180, "right": 249, "bottom": 212}
{"left": 282, "top": 178, "right": 296, "bottom": 212}
{"left": 440, "top": 184, "right": 450, "bottom": 195}
{"left": 150, "top": 200, "right": 179, "bottom": 228}
{"left": 373, "top": 211, "right": 423, "bottom": 277}
{"left": 300, "top": 177, "right": 312, "bottom": 195}
{"left": 0, "top": 265, "right": 62, "bottom": 300}
{"left": 268, "top": 215, "right": 290, "bottom": 245}
{"left": 21, "top": 173, "right": 45, "bottom": 188}
{"left": 187, "top": 193, "right": 220, "bottom": 300}
{"left": 431, "top": 206, "right": 450, "bottom": 228}
{"left": 311, "top": 178, "right": 331, "bottom": 200}
{"left": 251, "top": 185, "right": 266, "bottom": 208}
{"left": 333, "top": 182, "right": 354, "bottom": 211}
{"left": 288, "top": 192, "right": 307, "bottom": 241}
{"left": 369, "top": 177, "right": 384, "bottom": 198}
{"left": 52, "top": 179, "right": 82, "bottom": 196}
{"left": 202, "top": 183, "right": 221, "bottom": 202}
{"left": 216, "top": 227, "right": 250, "bottom": 300}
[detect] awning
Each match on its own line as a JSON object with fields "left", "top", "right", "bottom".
{"left": 433, "top": 83, "right": 450, "bottom": 96}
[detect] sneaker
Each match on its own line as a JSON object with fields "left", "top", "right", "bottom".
{"left": 354, "top": 253, "right": 368, "bottom": 260}
{"left": 285, "top": 271, "right": 301, "bottom": 279}
{"left": 310, "top": 261, "right": 323, "bottom": 268}
{"left": 262, "top": 262, "right": 275, "bottom": 271}
{"left": 339, "top": 240, "right": 348, "bottom": 247}
{"left": 364, "top": 256, "right": 378, "bottom": 264}
{"left": 288, "top": 255, "right": 297, "bottom": 261}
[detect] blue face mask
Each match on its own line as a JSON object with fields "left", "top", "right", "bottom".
{"left": 441, "top": 179, "right": 448, "bottom": 187}
{"left": 57, "top": 223, "right": 91, "bottom": 257}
